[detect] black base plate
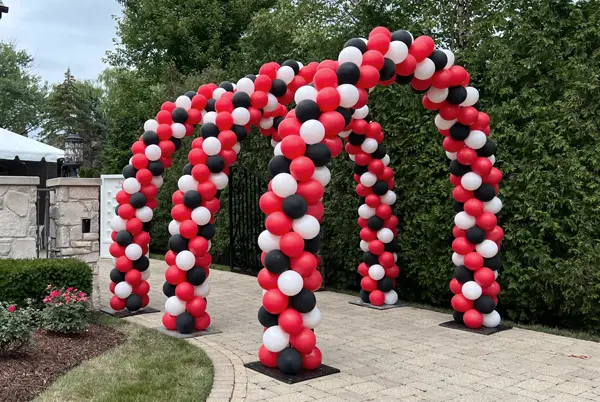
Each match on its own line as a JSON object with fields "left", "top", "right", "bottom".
{"left": 348, "top": 300, "right": 408, "bottom": 310}
{"left": 245, "top": 362, "right": 340, "bottom": 384}
{"left": 154, "top": 326, "right": 222, "bottom": 338}
{"left": 100, "top": 306, "right": 160, "bottom": 318}
{"left": 439, "top": 320, "right": 513, "bottom": 335}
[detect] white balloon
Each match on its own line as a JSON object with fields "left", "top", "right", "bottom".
{"left": 443, "top": 49, "right": 455, "bottom": 69}
{"left": 452, "top": 252, "right": 465, "bottom": 266}
{"left": 175, "top": 95, "right": 192, "bottom": 110}
{"left": 141, "top": 269, "right": 151, "bottom": 280}
{"left": 114, "top": 282, "right": 133, "bottom": 299}
{"left": 312, "top": 166, "right": 331, "bottom": 186}
{"left": 273, "top": 141, "right": 282, "bottom": 154}
{"left": 123, "top": 177, "right": 141, "bottom": 194}
{"left": 338, "top": 46, "right": 363, "bottom": 66}
{"left": 171, "top": 122, "right": 187, "bottom": 139}
{"left": 151, "top": 175, "right": 163, "bottom": 188}
{"left": 271, "top": 173, "right": 297, "bottom": 198}
{"left": 427, "top": 87, "right": 449, "bottom": 103}
{"left": 360, "top": 240, "right": 369, "bottom": 252}
{"left": 302, "top": 307, "right": 322, "bottom": 329}
{"left": 358, "top": 204, "right": 376, "bottom": 219}
{"left": 144, "top": 144, "right": 162, "bottom": 161}
{"left": 178, "top": 175, "right": 199, "bottom": 192}
{"left": 212, "top": 87, "right": 226, "bottom": 100}
{"left": 476, "top": 240, "right": 499, "bottom": 258}
{"left": 393, "top": 253, "right": 398, "bottom": 262}
{"left": 300, "top": 120, "right": 325, "bottom": 145}
{"left": 368, "top": 264, "right": 385, "bottom": 280}
{"left": 265, "top": 93, "right": 279, "bottom": 112}
{"left": 297, "top": 62, "right": 304, "bottom": 70}
{"left": 110, "top": 216, "right": 127, "bottom": 231}
{"left": 353, "top": 106, "right": 369, "bottom": 120}
{"left": 488, "top": 155, "right": 496, "bottom": 165}
{"left": 461, "top": 172, "right": 482, "bottom": 191}
{"left": 494, "top": 270, "right": 499, "bottom": 279}
{"left": 135, "top": 206, "right": 153, "bottom": 222}
{"left": 202, "top": 137, "right": 222, "bottom": 156}
{"left": 348, "top": 154, "right": 356, "bottom": 161}
{"left": 382, "top": 154, "right": 390, "bottom": 166}
{"left": 414, "top": 58, "right": 436, "bottom": 80}
{"left": 483, "top": 310, "right": 501, "bottom": 328}
{"left": 168, "top": 220, "right": 180, "bottom": 235}
{"left": 232, "top": 142, "right": 241, "bottom": 154}
{"left": 360, "top": 172, "right": 377, "bottom": 187}
{"left": 125, "top": 243, "right": 143, "bottom": 260}
{"left": 465, "top": 130, "right": 487, "bottom": 149}
{"left": 461, "top": 87, "right": 480, "bottom": 107}
{"left": 165, "top": 296, "right": 186, "bottom": 316}
{"left": 484, "top": 197, "right": 503, "bottom": 214}
{"left": 454, "top": 211, "right": 476, "bottom": 229}
{"left": 277, "top": 270, "right": 304, "bottom": 296}
{"left": 446, "top": 151, "right": 457, "bottom": 160}
{"left": 338, "top": 130, "right": 352, "bottom": 138}
{"left": 361, "top": 138, "right": 379, "bottom": 153}
{"left": 294, "top": 85, "right": 318, "bottom": 103}
{"left": 258, "top": 230, "right": 280, "bottom": 252}
{"left": 435, "top": 114, "right": 456, "bottom": 130}
{"left": 176, "top": 250, "right": 196, "bottom": 270}
{"left": 194, "top": 282, "right": 210, "bottom": 297}
{"left": 144, "top": 119, "right": 159, "bottom": 132}
{"left": 384, "top": 290, "right": 399, "bottom": 305}
{"left": 462, "top": 281, "right": 483, "bottom": 300}
{"left": 377, "top": 228, "right": 395, "bottom": 243}
{"left": 236, "top": 77, "right": 255, "bottom": 94}
{"left": 263, "top": 326, "right": 290, "bottom": 352}
{"left": 337, "top": 84, "right": 359, "bottom": 108}
{"left": 210, "top": 172, "right": 229, "bottom": 190}
{"left": 203, "top": 111, "right": 217, "bottom": 124}
{"left": 292, "top": 215, "right": 320, "bottom": 239}
{"left": 260, "top": 117, "right": 274, "bottom": 129}
{"left": 385, "top": 41, "right": 409, "bottom": 64}
{"left": 191, "top": 207, "right": 211, "bottom": 226}
{"left": 277, "top": 66, "right": 295, "bottom": 84}
{"left": 381, "top": 191, "right": 397, "bottom": 205}
{"left": 232, "top": 107, "right": 251, "bottom": 125}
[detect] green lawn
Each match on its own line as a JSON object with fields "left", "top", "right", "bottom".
{"left": 35, "top": 314, "right": 213, "bottom": 402}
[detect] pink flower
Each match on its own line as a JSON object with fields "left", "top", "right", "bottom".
{"left": 50, "top": 290, "right": 60, "bottom": 297}
{"left": 65, "top": 296, "right": 71, "bottom": 302}
{"left": 67, "top": 287, "right": 73, "bottom": 292}
{"left": 79, "top": 291, "right": 86, "bottom": 297}
{"left": 7, "top": 305, "right": 16, "bottom": 312}
{"left": 57, "top": 302, "right": 63, "bottom": 306}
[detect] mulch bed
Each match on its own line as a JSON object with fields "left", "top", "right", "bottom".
{"left": 0, "top": 324, "right": 126, "bottom": 402}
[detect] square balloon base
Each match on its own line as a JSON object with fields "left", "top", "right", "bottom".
{"left": 245, "top": 362, "right": 340, "bottom": 384}
{"left": 439, "top": 320, "right": 513, "bottom": 335}
{"left": 100, "top": 306, "right": 160, "bottom": 318}
{"left": 154, "top": 326, "right": 222, "bottom": 339}
{"left": 348, "top": 300, "right": 408, "bottom": 310}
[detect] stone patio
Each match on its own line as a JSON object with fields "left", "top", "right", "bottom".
{"left": 99, "top": 259, "right": 600, "bottom": 402}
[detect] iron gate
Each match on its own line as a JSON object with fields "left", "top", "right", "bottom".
{"left": 36, "top": 187, "right": 54, "bottom": 258}
{"left": 228, "top": 164, "right": 268, "bottom": 275}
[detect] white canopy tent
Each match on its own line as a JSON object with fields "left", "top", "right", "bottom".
{"left": 0, "top": 127, "right": 64, "bottom": 162}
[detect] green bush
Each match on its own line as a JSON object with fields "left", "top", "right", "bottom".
{"left": 40, "top": 285, "right": 91, "bottom": 334}
{"left": 0, "top": 259, "right": 92, "bottom": 306}
{"left": 0, "top": 302, "right": 37, "bottom": 355}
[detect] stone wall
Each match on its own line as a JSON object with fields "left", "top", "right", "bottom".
{"left": 0, "top": 176, "right": 39, "bottom": 259}
{"left": 47, "top": 178, "right": 101, "bottom": 306}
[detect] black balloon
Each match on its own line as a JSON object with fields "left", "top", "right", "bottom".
{"left": 453, "top": 311, "right": 464, "bottom": 324}
{"left": 449, "top": 123, "right": 470, "bottom": 141}
{"left": 201, "top": 122, "right": 220, "bottom": 139}
{"left": 466, "top": 226, "right": 486, "bottom": 244}
{"left": 130, "top": 192, "right": 147, "bottom": 209}
{"left": 455, "top": 265, "right": 474, "bottom": 284}
{"left": 148, "top": 161, "right": 164, "bottom": 176}
{"left": 116, "top": 230, "right": 133, "bottom": 247}
{"left": 183, "top": 190, "right": 202, "bottom": 209}
{"left": 182, "top": 163, "right": 193, "bottom": 175}
{"left": 372, "top": 144, "right": 387, "bottom": 159}
{"left": 395, "top": 74, "right": 414, "bottom": 85}
{"left": 142, "top": 221, "right": 153, "bottom": 232}
{"left": 273, "top": 116, "right": 284, "bottom": 129}
{"left": 197, "top": 224, "right": 216, "bottom": 240}
{"left": 169, "top": 234, "right": 189, "bottom": 253}
{"left": 163, "top": 282, "right": 176, "bottom": 297}
{"left": 474, "top": 184, "right": 496, "bottom": 202}
{"left": 484, "top": 255, "right": 502, "bottom": 271}
{"left": 282, "top": 194, "right": 308, "bottom": 219}
{"left": 290, "top": 289, "right": 316, "bottom": 313}
{"left": 449, "top": 160, "right": 471, "bottom": 176}
{"left": 142, "top": 130, "right": 159, "bottom": 145}
{"left": 296, "top": 100, "right": 321, "bottom": 122}
{"left": 378, "top": 277, "right": 394, "bottom": 292}
{"left": 258, "top": 306, "right": 279, "bottom": 328}
{"left": 172, "top": 107, "right": 188, "bottom": 123}
{"left": 207, "top": 156, "right": 225, "bottom": 173}
{"left": 206, "top": 98, "right": 216, "bottom": 112}
{"left": 354, "top": 164, "right": 368, "bottom": 175}
{"left": 114, "top": 205, "right": 120, "bottom": 215}
{"left": 453, "top": 200, "right": 464, "bottom": 212}
{"left": 270, "top": 79, "right": 287, "bottom": 97}
{"left": 133, "top": 256, "right": 150, "bottom": 271}
{"left": 363, "top": 251, "right": 378, "bottom": 266}
{"left": 122, "top": 165, "right": 137, "bottom": 179}
{"left": 176, "top": 312, "right": 196, "bottom": 334}
{"left": 125, "top": 294, "right": 143, "bottom": 311}
{"left": 305, "top": 143, "right": 331, "bottom": 167}
{"left": 219, "top": 81, "right": 234, "bottom": 92}
{"left": 379, "top": 58, "right": 396, "bottom": 81}
{"left": 268, "top": 155, "right": 291, "bottom": 177}
{"left": 337, "top": 62, "right": 360, "bottom": 85}
{"left": 391, "top": 30, "right": 413, "bottom": 46}
{"left": 282, "top": 59, "right": 300, "bottom": 74}
{"left": 474, "top": 295, "right": 496, "bottom": 314}
{"left": 171, "top": 137, "right": 182, "bottom": 150}
{"left": 344, "top": 38, "right": 367, "bottom": 53}
{"left": 477, "top": 140, "right": 496, "bottom": 157}
{"left": 359, "top": 289, "right": 371, "bottom": 303}
{"left": 429, "top": 50, "right": 448, "bottom": 71}
{"left": 446, "top": 86, "right": 468, "bottom": 105}
{"left": 277, "top": 347, "right": 303, "bottom": 375}
{"left": 184, "top": 90, "right": 196, "bottom": 99}
{"left": 348, "top": 132, "right": 365, "bottom": 146}
{"left": 231, "top": 124, "right": 248, "bottom": 141}
{"left": 372, "top": 181, "right": 389, "bottom": 196}
{"left": 187, "top": 266, "right": 207, "bottom": 286}
{"left": 304, "top": 236, "right": 321, "bottom": 253}
{"left": 110, "top": 268, "right": 125, "bottom": 284}
{"left": 384, "top": 239, "right": 399, "bottom": 252}
{"left": 232, "top": 91, "right": 251, "bottom": 108}
{"left": 367, "top": 216, "right": 384, "bottom": 231}
{"left": 336, "top": 107, "right": 352, "bottom": 126}
{"left": 264, "top": 250, "right": 290, "bottom": 274}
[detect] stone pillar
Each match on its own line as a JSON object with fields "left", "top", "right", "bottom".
{"left": 47, "top": 178, "right": 101, "bottom": 307}
{"left": 0, "top": 176, "right": 39, "bottom": 259}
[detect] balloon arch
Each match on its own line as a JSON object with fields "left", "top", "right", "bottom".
{"left": 108, "top": 26, "right": 504, "bottom": 374}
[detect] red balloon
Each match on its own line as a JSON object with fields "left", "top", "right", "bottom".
{"left": 115, "top": 256, "right": 133, "bottom": 273}
{"left": 360, "top": 227, "right": 377, "bottom": 242}
{"left": 195, "top": 313, "right": 211, "bottom": 331}
{"left": 487, "top": 226, "right": 504, "bottom": 243}
{"left": 367, "top": 33, "right": 390, "bottom": 54}
{"left": 263, "top": 289, "right": 289, "bottom": 314}
{"left": 452, "top": 185, "right": 474, "bottom": 202}
{"left": 432, "top": 70, "right": 452, "bottom": 89}
{"left": 464, "top": 252, "right": 484, "bottom": 270}
{"left": 449, "top": 278, "right": 463, "bottom": 294}
{"left": 443, "top": 136, "right": 464, "bottom": 152}
{"left": 118, "top": 204, "right": 135, "bottom": 220}
{"left": 186, "top": 296, "right": 207, "bottom": 317}
{"left": 218, "top": 130, "right": 237, "bottom": 149}
{"left": 198, "top": 181, "right": 217, "bottom": 200}
{"left": 291, "top": 328, "right": 317, "bottom": 354}
{"left": 484, "top": 167, "right": 502, "bottom": 185}
{"left": 156, "top": 124, "right": 172, "bottom": 140}
{"left": 141, "top": 294, "right": 150, "bottom": 308}
{"left": 303, "top": 270, "right": 322, "bottom": 291}
{"left": 464, "top": 199, "right": 484, "bottom": 217}
{"left": 259, "top": 345, "right": 279, "bottom": 368}
{"left": 279, "top": 308, "right": 304, "bottom": 335}
{"left": 126, "top": 218, "right": 143, "bottom": 235}
{"left": 306, "top": 201, "right": 325, "bottom": 222}
{"left": 125, "top": 269, "right": 142, "bottom": 287}
{"left": 188, "top": 148, "right": 208, "bottom": 166}
{"left": 313, "top": 68, "right": 338, "bottom": 90}
{"left": 189, "top": 236, "right": 209, "bottom": 256}
{"left": 477, "top": 212, "right": 497, "bottom": 231}
{"left": 316, "top": 87, "right": 340, "bottom": 111}
{"left": 451, "top": 294, "right": 474, "bottom": 312}
{"left": 368, "top": 240, "right": 385, "bottom": 255}
{"left": 290, "top": 156, "right": 315, "bottom": 182}
{"left": 165, "top": 250, "right": 176, "bottom": 266}
{"left": 172, "top": 204, "right": 191, "bottom": 222}
{"left": 259, "top": 191, "right": 283, "bottom": 215}
{"left": 357, "top": 65, "right": 380, "bottom": 89}
{"left": 361, "top": 276, "right": 378, "bottom": 292}
{"left": 471, "top": 157, "right": 493, "bottom": 177}
{"left": 162, "top": 313, "right": 177, "bottom": 330}
{"left": 453, "top": 226, "right": 466, "bottom": 239}
{"left": 165, "top": 265, "right": 187, "bottom": 285}
{"left": 257, "top": 268, "right": 279, "bottom": 290}
{"left": 302, "top": 346, "right": 322, "bottom": 370}
{"left": 452, "top": 237, "right": 475, "bottom": 255}
{"left": 369, "top": 289, "right": 385, "bottom": 306}
{"left": 482, "top": 281, "right": 501, "bottom": 297}
{"left": 265, "top": 211, "right": 293, "bottom": 236}
{"left": 296, "top": 180, "right": 324, "bottom": 205}
{"left": 449, "top": 66, "right": 468, "bottom": 86}
{"left": 179, "top": 220, "right": 198, "bottom": 239}
{"left": 463, "top": 309, "right": 484, "bottom": 329}
{"left": 175, "top": 282, "right": 195, "bottom": 302}
{"left": 320, "top": 111, "right": 345, "bottom": 138}
{"left": 376, "top": 204, "right": 392, "bottom": 220}
{"left": 362, "top": 50, "right": 385, "bottom": 70}
{"left": 280, "top": 232, "right": 305, "bottom": 257}
{"left": 474, "top": 268, "right": 495, "bottom": 287}
{"left": 365, "top": 194, "right": 381, "bottom": 208}
{"left": 385, "top": 265, "right": 400, "bottom": 279}
{"left": 458, "top": 107, "right": 479, "bottom": 125}
{"left": 110, "top": 295, "right": 126, "bottom": 311}
{"left": 291, "top": 252, "right": 318, "bottom": 277}
{"left": 133, "top": 280, "right": 150, "bottom": 296}
{"left": 280, "top": 136, "right": 306, "bottom": 161}
{"left": 457, "top": 147, "right": 477, "bottom": 165}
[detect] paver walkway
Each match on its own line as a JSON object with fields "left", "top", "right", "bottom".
{"left": 99, "top": 259, "right": 600, "bottom": 401}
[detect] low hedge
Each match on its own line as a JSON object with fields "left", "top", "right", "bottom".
{"left": 0, "top": 259, "right": 92, "bottom": 306}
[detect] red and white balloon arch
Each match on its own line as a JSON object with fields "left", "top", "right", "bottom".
{"left": 108, "top": 26, "right": 504, "bottom": 374}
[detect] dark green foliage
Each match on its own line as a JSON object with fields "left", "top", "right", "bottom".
{"left": 0, "top": 259, "right": 92, "bottom": 306}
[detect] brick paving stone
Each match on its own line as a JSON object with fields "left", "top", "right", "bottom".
{"left": 97, "top": 259, "right": 600, "bottom": 402}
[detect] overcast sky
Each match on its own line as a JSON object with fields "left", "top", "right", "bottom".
{"left": 0, "top": 0, "right": 122, "bottom": 84}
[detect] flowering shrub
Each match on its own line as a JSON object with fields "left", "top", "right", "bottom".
{"left": 0, "top": 302, "right": 36, "bottom": 355}
{"left": 40, "top": 285, "right": 91, "bottom": 334}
